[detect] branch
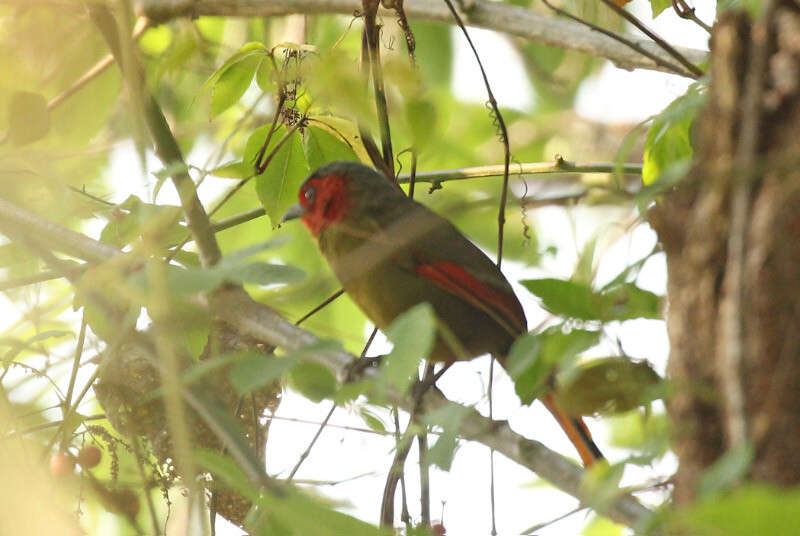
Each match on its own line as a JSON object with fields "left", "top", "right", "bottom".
{"left": 398, "top": 160, "right": 643, "bottom": 187}
{"left": 90, "top": 4, "right": 222, "bottom": 267}
{"left": 0, "top": 198, "right": 654, "bottom": 528}
{"left": 135, "top": 0, "right": 707, "bottom": 75}
{"left": 210, "top": 287, "right": 654, "bottom": 528}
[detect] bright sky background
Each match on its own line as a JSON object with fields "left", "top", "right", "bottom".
{"left": 0, "top": 1, "right": 716, "bottom": 534}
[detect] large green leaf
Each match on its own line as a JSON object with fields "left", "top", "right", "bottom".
{"left": 380, "top": 303, "right": 436, "bottom": 392}
{"left": 642, "top": 83, "right": 705, "bottom": 185}
{"left": 667, "top": 485, "right": 800, "bottom": 536}
{"left": 230, "top": 353, "right": 296, "bottom": 396}
{"left": 302, "top": 125, "right": 359, "bottom": 171}
{"left": 250, "top": 125, "right": 310, "bottom": 226}
{"left": 556, "top": 357, "right": 664, "bottom": 415}
{"left": 506, "top": 327, "right": 600, "bottom": 404}
{"left": 649, "top": 0, "right": 672, "bottom": 18}
{"left": 423, "top": 403, "right": 471, "bottom": 471}
{"left": 196, "top": 449, "right": 386, "bottom": 535}
{"left": 520, "top": 278, "right": 662, "bottom": 321}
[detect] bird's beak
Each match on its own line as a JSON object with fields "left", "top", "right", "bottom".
{"left": 281, "top": 203, "right": 306, "bottom": 223}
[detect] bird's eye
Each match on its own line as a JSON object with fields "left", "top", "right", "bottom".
{"left": 304, "top": 188, "right": 316, "bottom": 203}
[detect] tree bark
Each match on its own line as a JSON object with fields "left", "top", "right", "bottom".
{"left": 650, "top": 3, "right": 800, "bottom": 503}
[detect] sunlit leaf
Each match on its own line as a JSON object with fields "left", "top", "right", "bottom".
{"left": 211, "top": 53, "right": 262, "bottom": 117}
{"left": 507, "top": 328, "right": 600, "bottom": 404}
{"left": 642, "top": 83, "right": 705, "bottom": 185}
{"left": 250, "top": 125, "right": 309, "bottom": 226}
{"left": 423, "top": 403, "right": 470, "bottom": 470}
{"left": 289, "top": 362, "right": 337, "bottom": 402}
{"left": 380, "top": 304, "right": 436, "bottom": 392}
{"left": 303, "top": 125, "right": 359, "bottom": 171}
{"left": 520, "top": 279, "right": 662, "bottom": 321}
{"left": 230, "top": 353, "right": 295, "bottom": 396}
{"left": 667, "top": 485, "right": 800, "bottom": 536}
{"left": 556, "top": 357, "right": 664, "bottom": 415}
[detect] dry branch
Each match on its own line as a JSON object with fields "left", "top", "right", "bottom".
{"left": 0, "top": 196, "right": 654, "bottom": 528}
{"left": 136, "top": 0, "right": 707, "bottom": 75}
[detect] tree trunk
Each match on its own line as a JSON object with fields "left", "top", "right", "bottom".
{"left": 650, "top": 3, "right": 800, "bottom": 503}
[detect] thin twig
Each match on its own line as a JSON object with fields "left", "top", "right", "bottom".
{"left": 287, "top": 404, "right": 337, "bottom": 481}
{"left": 295, "top": 289, "right": 346, "bottom": 325}
{"left": 0, "top": 268, "right": 84, "bottom": 291}
{"left": 399, "top": 159, "right": 642, "bottom": 186}
{"left": 48, "top": 17, "right": 150, "bottom": 109}
{"left": 440, "top": 0, "right": 510, "bottom": 268}
{"left": 212, "top": 207, "right": 266, "bottom": 233}
{"left": 62, "top": 313, "right": 88, "bottom": 423}
{"left": 671, "top": 0, "right": 712, "bottom": 34}
{"left": 521, "top": 505, "right": 587, "bottom": 535}
{"left": 599, "top": 0, "right": 704, "bottom": 78}
{"left": 287, "top": 324, "right": 378, "bottom": 481}
{"left": 137, "top": 0, "right": 708, "bottom": 75}
{"left": 131, "top": 436, "right": 163, "bottom": 536}
{"left": 488, "top": 357, "right": 497, "bottom": 536}
{"left": 90, "top": 4, "right": 223, "bottom": 267}
{"left": 0, "top": 198, "right": 653, "bottom": 527}
{"left": 362, "top": 0, "right": 396, "bottom": 175}
{"left": 541, "top": 0, "right": 695, "bottom": 79}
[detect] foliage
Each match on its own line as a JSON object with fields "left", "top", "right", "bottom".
{"left": 0, "top": 2, "right": 745, "bottom": 535}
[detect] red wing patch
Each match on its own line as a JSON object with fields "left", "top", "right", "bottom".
{"left": 416, "top": 261, "right": 525, "bottom": 336}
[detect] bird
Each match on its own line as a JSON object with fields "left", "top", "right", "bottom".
{"left": 281, "top": 161, "right": 603, "bottom": 466}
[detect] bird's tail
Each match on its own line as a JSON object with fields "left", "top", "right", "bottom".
{"left": 541, "top": 391, "right": 604, "bottom": 467}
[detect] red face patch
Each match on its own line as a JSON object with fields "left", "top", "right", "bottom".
{"left": 298, "top": 174, "right": 350, "bottom": 235}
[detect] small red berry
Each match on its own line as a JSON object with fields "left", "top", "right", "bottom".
{"left": 50, "top": 452, "right": 76, "bottom": 477}
{"left": 78, "top": 445, "right": 102, "bottom": 468}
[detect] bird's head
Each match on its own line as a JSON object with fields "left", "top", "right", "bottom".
{"left": 281, "top": 161, "right": 397, "bottom": 235}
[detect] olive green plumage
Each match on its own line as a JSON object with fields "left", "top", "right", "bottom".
{"left": 297, "top": 161, "right": 526, "bottom": 363}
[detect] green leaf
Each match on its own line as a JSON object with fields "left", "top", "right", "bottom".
{"left": 412, "top": 22, "right": 453, "bottom": 87}
{"left": 303, "top": 125, "right": 359, "bottom": 171}
{"left": 7, "top": 91, "right": 49, "bottom": 145}
{"left": 607, "top": 411, "right": 670, "bottom": 460}
{"left": 521, "top": 279, "right": 599, "bottom": 320}
{"left": 423, "top": 403, "right": 470, "bottom": 470}
{"left": 381, "top": 304, "right": 436, "bottom": 392}
{"left": 139, "top": 24, "right": 172, "bottom": 55}
{"left": 506, "top": 328, "right": 600, "bottom": 404}
{"left": 100, "top": 195, "right": 185, "bottom": 248}
{"left": 581, "top": 461, "right": 626, "bottom": 512}
{"left": 667, "top": 485, "right": 800, "bottom": 536}
{"left": 183, "top": 387, "right": 269, "bottom": 486}
{"left": 556, "top": 357, "right": 664, "bottom": 416}
{"left": 127, "top": 265, "right": 223, "bottom": 297}
{"left": 230, "top": 353, "right": 296, "bottom": 396}
{"left": 211, "top": 52, "right": 262, "bottom": 117}
{"left": 697, "top": 442, "right": 755, "bottom": 498}
{"left": 520, "top": 279, "right": 662, "bottom": 321}
{"left": 642, "top": 83, "right": 705, "bottom": 185}
{"left": 649, "top": 0, "right": 672, "bottom": 18}
{"left": 359, "top": 407, "right": 387, "bottom": 434}
{"left": 209, "top": 161, "right": 252, "bottom": 179}
{"left": 195, "top": 449, "right": 260, "bottom": 501}
{"left": 223, "top": 262, "right": 305, "bottom": 286}
{"left": 250, "top": 125, "right": 309, "bottom": 226}
{"left": 404, "top": 96, "right": 437, "bottom": 153}
{"left": 289, "top": 362, "right": 337, "bottom": 402}
{"left": 201, "top": 42, "right": 265, "bottom": 93}
{"left": 582, "top": 515, "right": 625, "bottom": 536}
